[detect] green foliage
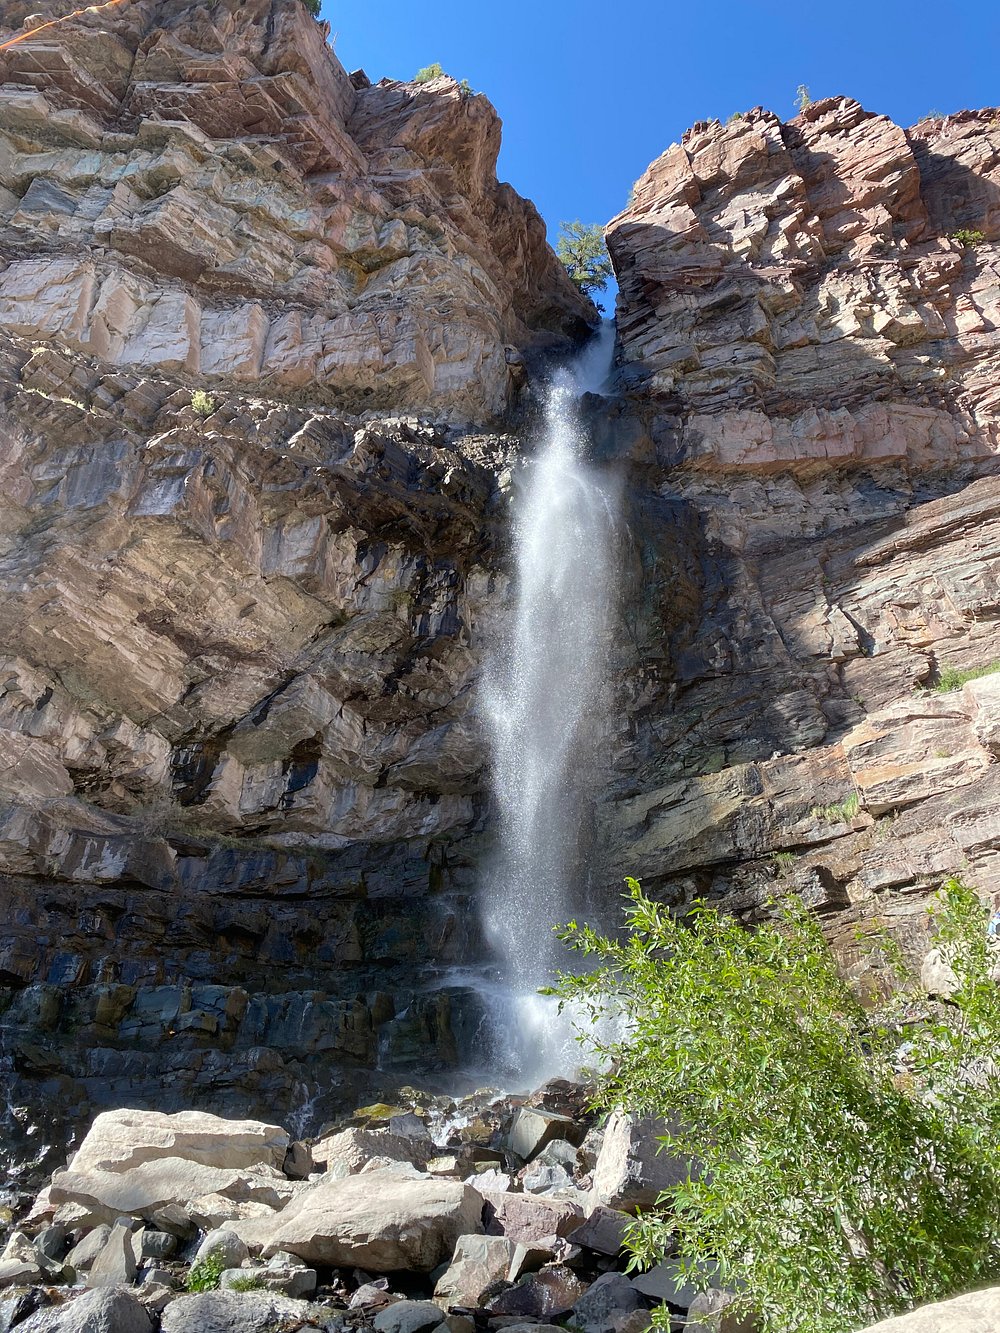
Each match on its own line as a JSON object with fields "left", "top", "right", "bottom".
{"left": 928, "top": 659, "right": 1000, "bottom": 692}
{"left": 226, "top": 1274, "right": 266, "bottom": 1292}
{"left": 302, "top": 0, "right": 321, "bottom": 15}
{"left": 190, "top": 389, "right": 216, "bottom": 418}
{"left": 458, "top": 78, "right": 473, "bottom": 95}
{"left": 727, "top": 111, "right": 745, "bottom": 124}
{"left": 952, "top": 228, "right": 985, "bottom": 248}
{"left": 795, "top": 84, "right": 812, "bottom": 112}
{"left": 413, "top": 63, "right": 445, "bottom": 83}
{"left": 553, "top": 876, "right": 1000, "bottom": 1333}
{"left": 810, "top": 792, "right": 860, "bottom": 824}
{"left": 185, "top": 1250, "right": 227, "bottom": 1293}
{"left": 556, "top": 220, "right": 614, "bottom": 300}
{"left": 771, "top": 851, "right": 797, "bottom": 872}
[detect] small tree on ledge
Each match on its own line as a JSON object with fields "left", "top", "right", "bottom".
{"left": 556, "top": 221, "right": 613, "bottom": 301}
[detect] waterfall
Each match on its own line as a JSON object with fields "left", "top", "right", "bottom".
{"left": 480, "top": 322, "right": 619, "bottom": 1082}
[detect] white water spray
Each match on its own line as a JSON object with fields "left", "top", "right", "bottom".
{"left": 480, "top": 323, "right": 619, "bottom": 1082}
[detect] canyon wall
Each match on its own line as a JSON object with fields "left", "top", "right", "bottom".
{"left": 0, "top": 0, "right": 591, "bottom": 1176}
{"left": 3, "top": 0, "right": 1000, "bottom": 1185}
{"left": 602, "top": 97, "right": 1000, "bottom": 982}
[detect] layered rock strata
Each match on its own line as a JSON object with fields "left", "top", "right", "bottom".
{"left": 602, "top": 98, "right": 1000, "bottom": 978}
{"left": 0, "top": 0, "right": 591, "bottom": 1176}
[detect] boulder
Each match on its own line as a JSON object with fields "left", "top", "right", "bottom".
{"left": 310, "top": 1127, "right": 428, "bottom": 1177}
{"left": 193, "top": 1229, "right": 248, "bottom": 1269}
{"left": 0, "top": 1260, "right": 43, "bottom": 1288}
{"left": 855, "top": 1285, "right": 1000, "bottom": 1331}
{"left": 481, "top": 1191, "right": 584, "bottom": 1244}
{"left": 66, "top": 1227, "right": 111, "bottom": 1272}
{"left": 160, "top": 1290, "right": 326, "bottom": 1333}
{"left": 372, "top": 1301, "right": 445, "bottom": 1333}
{"left": 591, "top": 1112, "right": 687, "bottom": 1212}
{"left": 507, "top": 1108, "right": 579, "bottom": 1162}
{"left": 434, "top": 1234, "right": 518, "bottom": 1306}
{"left": 87, "top": 1219, "right": 143, "bottom": 1288}
{"left": 686, "top": 1290, "right": 755, "bottom": 1333}
{"left": 567, "top": 1206, "right": 631, "bottom": 1256}
{"left": 572, "top": 1272, "right": 644, "bottom": 1333}
{"left": 261, "top": 1166, "right": 483, "bottom": 1271}
{"left": 139, "top": 1231, "right": 176, "bottom": 1260}
{"left": 485, "top": 1265, "right": 588, "bottom": 1319}
{"left": 15, "top": 1288, "right": 153, "bottom": 1333}
{"left": 49, "top": 1110, "right": 290, "bottom": 1227}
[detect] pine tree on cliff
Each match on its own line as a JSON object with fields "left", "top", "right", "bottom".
{"left": 557, "top": 221, "right": 613, "bottom": 299}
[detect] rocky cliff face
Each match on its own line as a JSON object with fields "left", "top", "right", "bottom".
{"left": 602, "top": 97, "right": 1000, "bottom": 979}
{"left": 4, "top": 18, "right": 1000, "bottom": 1190}
{"left": 0, "top": 0, "right": 591, "bottom": 1179}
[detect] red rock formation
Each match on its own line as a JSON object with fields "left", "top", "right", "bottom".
{"left": 0, "top": 0, "right": 593, "bottom": 421}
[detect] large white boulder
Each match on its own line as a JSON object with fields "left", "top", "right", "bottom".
{"left": 48, "top": 1109, "right": 290, "bottom": 1226}
{"left": 855, "top": 1286, "right": 1000, "bottom": 1332}
{"left": 591, "top": 1111, "right": 687, "bottom": 1212}
{"left": 260, "top": 1164, "right": 483, "bottom": 1271}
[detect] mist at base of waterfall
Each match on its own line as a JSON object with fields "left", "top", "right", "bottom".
{"left": 477, "top": 321, "right": 621, "bottom": 1086}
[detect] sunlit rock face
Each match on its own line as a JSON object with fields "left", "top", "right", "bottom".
{"left": 0, "top": 0, "right": 594, "bottom": 1172}
{"left": 601, "top": 97, "right": 1000, "bottom": 977}
{"left": 0, "top": 0, "right": 592, "bottom": 422}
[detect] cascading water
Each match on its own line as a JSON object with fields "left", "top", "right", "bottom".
{"left": 480, "top": 322, "right": 620, "bottom": 1083}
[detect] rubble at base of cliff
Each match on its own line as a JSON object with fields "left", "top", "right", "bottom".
{"left": 0, "top": 1085, "right": 749, "bottom": 1333}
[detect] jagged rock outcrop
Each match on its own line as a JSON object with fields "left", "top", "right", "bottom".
{"left": 0, "top": 0, "right": 591, "bottom": 420}
{"left": 0, "top": 0, "right": 591, "bottom": 1180}
{"left": 601, "top": 97, "right": 1000, "bottom": 978}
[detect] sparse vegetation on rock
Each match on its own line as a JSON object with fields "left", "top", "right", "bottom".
{"left": 556, "top": 220, "right": 614, "bottom": 299}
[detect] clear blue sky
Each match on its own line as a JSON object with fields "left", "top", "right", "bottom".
{"left": 329, "top": 0, "right": 998, "bottom": 245}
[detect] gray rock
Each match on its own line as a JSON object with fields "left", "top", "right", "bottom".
{"left": 261, "top": 1167, "right": 484, "bottom": 1271}
{"left": 434, "top": 1234, "right": 517, "bottom": 1307}
{"left": 87, "top": 1219, "right": 142, "bottom": 1289}
{"left": 0, "top": 1290, "right": 46, "bottom": 1333}
{"left": 282, "top": 1142, "right": 314, "bottom": 1181}
{"left": 630, "top": 1259, "right": 719, "bottom": 1307}
{"left": 485, "top": 1265, "right": 588, "bottom": 1319}
{"left": 35, "top": 1226, "right": 70, "bottom": 1262}
{"left": 160, "top": 1290, "right": 325, "bottom": 1333}
{"left": 0, "top": 1260, "right": 43, "bottom": 1288}
{"left": 686, "top": 1289, "right": 755, "bottom": 1333}
{"left": 193, "top": 1229, "right": 248, "bottom": 1269}
{"left": 140, "top": 1231, "right": 177, "bottom": 1260}
{"left": 572, "top": 1272, "right": 643, "bottom": 1333}
{"left": 481, "top": 1190, "right": 583, "bottom": 1244}
{"left": 373, "top": 1300, "right": 446, "bottom": 1333}
{"left": 16, "top": 1287, "right": 153, "bottom": 1333}
{"left": 591, "top": 1112, "right": 688, "bottom": 1213}
{"left": 65, "top": 1228, "right": 111, "bottom": 1272}
{"left": 388, "top": 1113, "right": 432, "bottom": 1141}
{"left": 567, "top": 1206, "right": 631, "bottom": 1256}
{"left": 349, "top": 1281, "right": 395, "bottom": 1311}
{"left": 507, "top": 1109, "right": 578, "bottom": 1162}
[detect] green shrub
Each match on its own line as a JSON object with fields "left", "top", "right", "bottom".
{"left": 226, "top": 1274, "right": 266, "bottom": 1292}
{"left": 185, "top": 1250, "right": 227, "bottom": 1293}
{"left": 795, "top": 84, "right": 812, "bottom": 112}
{"left": 553, "top": 876, "right": 1000, "bottom": 1333}
{"left": 302, "top": 0, "right": 320, "bottom": 15}
{"left": 413, "top": 63, "right": 445, "bottom": 83}
{"left": 952, "top": 228, "right": 985, "bottom": 248}
{"left": 810, "top": 792, "right": 860, "bottom": 824}
{"left": 190, "top": 389, "right": 216, "bottom": 418}
{"left": 927, "top": 659, "right": 1000, "bottom": 692}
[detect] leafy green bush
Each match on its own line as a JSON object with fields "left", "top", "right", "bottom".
{"left": 302, "top": 0, "right": 321, "bottom": 15}
{"left": 185, "top": 1249, "right": 227, "bottom": 1293}
{"left": 952, "top": 228, "right": 985, "bottom": 248}
{"left": 556, "top": 221, "right": 614, "bottom": 300}
{"left": 927, "top": 659, "right": 1000, "bottom": 692}
{"left": 190, "top": 390, "right": 216, "bottom": 418}
{"left": 413, "top": 63, "right": 445, "bottom": 83}
{"left": 553, "top": 876, "right": 1000, "bottom": 1333}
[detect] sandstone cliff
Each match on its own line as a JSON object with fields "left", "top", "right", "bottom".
{"left": 602, "top": 97, "right": 1000, "bottom": 982}
{"left": 0, "top": 0, "right": 590, "bottom": 1177}
{"left": 4, "top": 24, "right": 1000, "bottom": 1186}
